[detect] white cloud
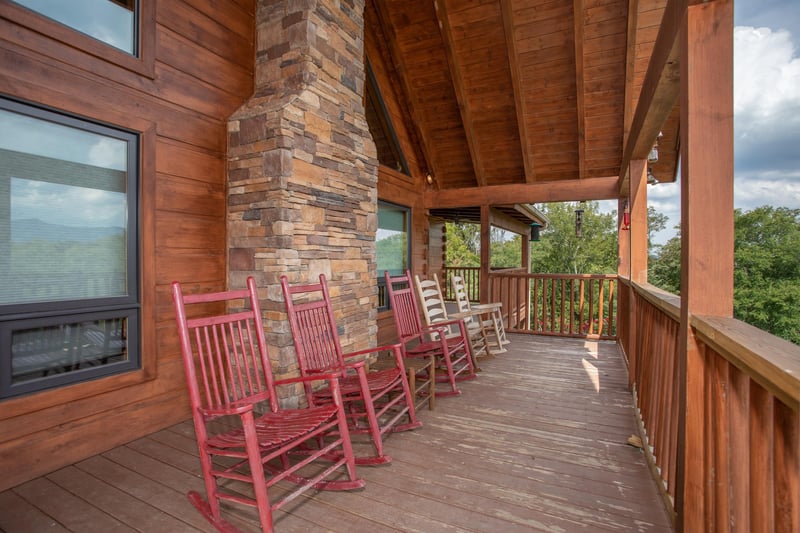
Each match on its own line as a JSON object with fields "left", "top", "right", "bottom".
{"left": 649, "top": 20, "right": 800, "bottom": 245}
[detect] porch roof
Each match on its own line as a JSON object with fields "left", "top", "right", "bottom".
{"left": 369, "top": 0, "right": 681, "bottom": 208}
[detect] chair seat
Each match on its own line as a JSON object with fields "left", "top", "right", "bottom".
{"left": 406, "top": 337, "right": 465, "bottom": 357}
{"left": 206, "top": 404, "right": 338, "bottom": 449}
{"left": 315, "top": 367, "right": 402, "bottom": 398}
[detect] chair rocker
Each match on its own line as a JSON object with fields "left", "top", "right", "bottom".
{"left": 451, "top": 274, "right": 510, "bottom": 354}
{"left": 414, "top": 273, "right": 489, "bottom": 368}
{"left": 281, "top": 274, "right": 422, "bottom": 466}
{"left": 385, "top": 270, "right": 476, "bottom": 397}
{"left": 172, "top": 277, "right": 364, "bottom": 533}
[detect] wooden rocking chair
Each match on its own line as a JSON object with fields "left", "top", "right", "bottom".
{"left": 385, "top": 270, "right": 476, "bottom": 397}
{"left": 281, "top": 274, "right": 422, "bottom": 466}
{"left": 172, "top": 277, "right": 364, "bottom": 533}
{"left": 451, "top": 274, "right": 510, "bottom": 354}
{"left": 414, "top": 273, "right": 489, "bottom": 368}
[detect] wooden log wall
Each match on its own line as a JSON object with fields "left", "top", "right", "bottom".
{"left": 0, "top": 1, "right": 255, "bottom": 492}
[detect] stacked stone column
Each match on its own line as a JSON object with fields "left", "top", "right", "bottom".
{"left": 227, "top": 0, "right": 377, "bottom": 404}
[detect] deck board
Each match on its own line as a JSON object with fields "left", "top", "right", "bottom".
{"left": 0, "top": 334, "right": 673, "bottom": 532}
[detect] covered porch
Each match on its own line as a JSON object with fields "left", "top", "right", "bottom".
{"left": 0, "top": 334, "right": 672, "bottom": 532}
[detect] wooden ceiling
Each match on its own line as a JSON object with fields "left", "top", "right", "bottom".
{"left": 367, "top": 0, "right": 680, "bottom": 207}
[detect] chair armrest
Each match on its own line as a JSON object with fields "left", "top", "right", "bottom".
{"left": 429, "top": 318, "right": 468, "bottom": 332}
{"left": 345, "top": 343, "right": 405, "bottom": 370}
{"left": 472, "top": 302, "right": 502, "bottom": 311}
{"left": 450, "top": 309, "right": 485, "bottom": 320}
{"left": 275, "top": 372, "right": 343, "bottom": 386}
{"left": 198, "top": 401, "right": 257, "bottom": 417}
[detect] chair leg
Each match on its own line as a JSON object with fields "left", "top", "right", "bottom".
{"left": 354, "top": 369, "right": 392, "bottom": 465}
{"left": 392, "top": 362, "right": 423, "bottom": 432}
{"left": 242, "top": 412, "right": 275, "bottom": 533}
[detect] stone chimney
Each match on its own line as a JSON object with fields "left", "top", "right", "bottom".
{"left": 227, "top": 0, "right": 378, "bottom": 397}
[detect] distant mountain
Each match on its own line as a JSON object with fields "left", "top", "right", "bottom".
{"left": 11, "top": 218, "right": 124, "bottom": 243}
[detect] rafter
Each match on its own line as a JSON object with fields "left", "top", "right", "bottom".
{"left": 372, "top": 1, "right": 441, "bottom": 184}
{"left": 619, "top": 0, "right": 687, "bottom": 194}
{"left": 573, "top": 0, "right": 586, "bottom": 180}
{"left": 622, "top": 0, "right": 640, "bottom": 149}
{"left": 366, "top": 2, "right": 429, "bottom": 178}
{"left": 433, "top": 0, "right": 487, "bottom": 186}
{"left": 500, "top": 0, "right": 535, "bottom": 183}
{"left": 424, "top": 176, "right": 620, "bottom": 209}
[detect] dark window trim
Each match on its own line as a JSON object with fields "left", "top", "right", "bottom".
{"left": 377, "top": 200, "right": 411, "bottom": 312}
{"left": 0, "top": 308, "right": 140, "bottom": 398}
{"left": 0, "top": 97, "right": 141, "bottom": 399}
{"left": 0, "top": 0, "right": 155, "bottom": 79}
{"left": 366, "top": 58, "right": 410, "bottom": 176}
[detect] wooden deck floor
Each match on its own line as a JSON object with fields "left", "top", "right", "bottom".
{"left": 0, "top": 334, "right": 674, "bottom": 532}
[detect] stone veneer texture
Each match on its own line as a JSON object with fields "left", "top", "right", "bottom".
{"left": 227, "top": 0, "right": 378, "bottom": 404}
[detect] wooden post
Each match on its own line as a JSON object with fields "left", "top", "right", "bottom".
{"left": 480, "top": 205, "right": 490, "bottom": 303}
{"left": 617, "top": 195, "right": 631, "bottom": 280}
{"left": 630, "top": 159, "right": 648, "bottom": 284}
{"left": 676, "top": 2, "right": 734, "bottom": 531}
{"left": 621, "top": 159, "right": 648, "bottom": 389}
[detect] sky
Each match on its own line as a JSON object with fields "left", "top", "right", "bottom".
{"left": 646, "top": 0, "right": 800, "bottom": 245}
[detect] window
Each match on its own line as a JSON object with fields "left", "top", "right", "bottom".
{"left": 0, "top": 98, "right": 140, "bottom": 399}
{"left": 11, "top": 0, "right": 138, "bottom": 56}
{"left": 377, "top": 201, "right": 410, "bottom": 310}
{"left": 365, "top": 59, "right": 409, "bottom": 175}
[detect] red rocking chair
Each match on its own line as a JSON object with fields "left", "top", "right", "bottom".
{"left": 172, "top": 277, "right": 364, "bottom": 533}
{"left": 385, "top": 270, "right": 476, "bottom": 396}
{"left": 281, "top": 274, "right": 422, "bottom": 465}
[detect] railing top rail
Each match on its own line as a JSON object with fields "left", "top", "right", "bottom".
{"left": 489, "top": 272, "right": 618, "bottom": 280}
{"left": 693, "top": 315, "right": 800, "bottom": 412}
{"left": 629, "top": 281, "right": 681, "bottom": 322}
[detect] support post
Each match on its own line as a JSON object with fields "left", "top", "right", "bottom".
{"left": 675, "top": 2, "right": 734, "bottom": 531}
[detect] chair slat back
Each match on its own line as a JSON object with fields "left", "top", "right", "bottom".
{"left": 172, "top": 277, "right": 277, "bottom": 414}
{"left": 451, "top": 275, "right": 472, "bottom": 314}
{"left": 385, "top": 270, "right": 425, "bottom": 341}
{"left": 414, "top": 273, "right": 455, "bottom": 337}
{"left": 281, "top": 275, "right": 344, "bottom": 374}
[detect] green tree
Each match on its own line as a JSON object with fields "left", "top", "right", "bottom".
{"left": 648, "top": 206, "right": 800, "bottom": 344}
{"left": 647, "top": 206, "right": 668, "bottom": 251}
{"left": 444, "top": 222, "right": 480, "bottom": 266}
{"left": 530, "top": 201, "right": 618, "bottom": 274}
{"left": 648, "top": 229, "right": 681, "bottom": 294}
{"left": 733, "top": 206, "right": 800, "bottom": 344}
{"left": 490, "top": 227, "right": 522, "bottom": 268}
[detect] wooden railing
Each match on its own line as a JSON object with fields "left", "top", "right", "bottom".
{"left": 619, "top": 280, "right": 800, "bottom": 531}
{"left": 441, "top": 266, "right": 480, "bottom": 301}
{"left": 618, "top": 281, "right": 681, "bottom": 519}
{"left": 489, "top": 272, "right": 618, "bottom": 340}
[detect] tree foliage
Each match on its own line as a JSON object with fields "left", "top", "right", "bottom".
{"left": 648, "top": 206, "right": 800, "bottom": 344}
{"left": 530, "top": 201, "right": 618, "bottom": 274}
{"left": 444, "top": 222, "right": 480, "bottom": 267}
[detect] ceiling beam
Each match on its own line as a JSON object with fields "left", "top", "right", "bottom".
{"left": 424, "top": 176, "right": 620, "bottom": 209}
{"left": 366, "top": 2, "right": 429, "bottom": 179}
{"left": 433, "top": 0, "right": 487, "bottom": 186}
{"left": 622, "top": 0, "right": 640, "bottom": 150}
{"left": 500, "top": 0, "right": 535, "bottom": 183}
{"left": 619, "top": 0, "right": 687, "bottom": 194}
{"left": 372, "top": 2, "right": 441, "bottom": 184}
{"left": 573, "top": 0, "right": 586, "bottom": 180}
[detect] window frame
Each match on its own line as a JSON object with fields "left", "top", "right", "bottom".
{"left": 0, "top": 0, "right": 155, "bottom": 79}
{"left": 376, "top": 200, "right": 411, "bottom": 311}
{"left": 0, "top": 97, "right": 141, "bottom": 399}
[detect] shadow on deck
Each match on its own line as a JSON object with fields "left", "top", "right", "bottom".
{"left": 0, "top": 334, "right": 673, "bottom": 532}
